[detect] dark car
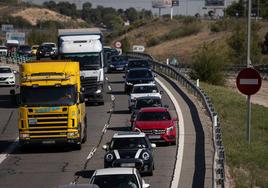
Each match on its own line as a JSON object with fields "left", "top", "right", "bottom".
{"left": 104, "top": 46, "right": 119, "bottom": 66}
{"left": 125, "top": 59, "right": 151, "bottom": 73}
{"left": 17, "top": 45, "right": 32, "bottom": 57}
{"left": 36, "top": 45, "right": 57, "bottom": 60}
{"left": 124, "top": 68, "right": 155, "bottom": 93}
{"left": 102, "top": 132, "right": 156, "bottom": 175}
{"left": 107, "top": 55, "right": 129, "bottom": 73}
{"left": 130, "top": 96, "right": 164, "bottom": 127}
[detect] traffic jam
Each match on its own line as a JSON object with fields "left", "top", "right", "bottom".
{"left": 0, "top": 29, "right": 179, "bottom": 188}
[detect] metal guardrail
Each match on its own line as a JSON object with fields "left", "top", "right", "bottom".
{"left": 126, "top": 52, "right": 225, "bottom": 188}
{"left": 0, "top": 54, "right": 32, "bottom": 64}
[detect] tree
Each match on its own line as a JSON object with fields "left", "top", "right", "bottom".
{"left": 225, "top": 0, "right": 245, "bottom": 17}
{"left": 43, "top": 1, "right": 57, "bottom": 11}
{"left": 125, "top": 8, "right": 138, "bottom": 23}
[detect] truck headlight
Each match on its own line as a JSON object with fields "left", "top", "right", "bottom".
{"left": 166, "top": 126, "right": 174, "bottom": 132}
{"left": 142, "top": 152, "right": 150, "bottom": 160}
{"left": 126, "top": 82, "right": 133, "bottom": 85}
{"left": 67, "top": 132, "right": 78, "bottom": 137}
{"left": 105, "top": 153, "right": 114, "bottom": 162}
{"left": 95, "top": 89, "right": 102, "bottom": 94}
{"left": 19, "top": 133, "right": 29, "bottom": 139}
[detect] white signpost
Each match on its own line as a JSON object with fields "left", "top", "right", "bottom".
{"left": 132, "top": 45, "right": 145, "bottom": 52}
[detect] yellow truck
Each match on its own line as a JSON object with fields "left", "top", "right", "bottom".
{"left": 12, "top": 61, "right": 87, "bottom": 150}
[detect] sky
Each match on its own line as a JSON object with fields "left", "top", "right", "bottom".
{"left": 23, "top": 0, "right": 236, "bottom": 16}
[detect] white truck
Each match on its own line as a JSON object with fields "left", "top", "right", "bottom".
{"left": 58, "top": 28, "right": 104, "bottom": 104}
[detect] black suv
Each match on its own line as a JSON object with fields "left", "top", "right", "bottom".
{"left": 36, "top": 45, "right": 57, "bottom": 60}
{"left": 102, "top": 132, "right": 155, "bottom": 175}
{"left": 124, "top": 68, "right": 155, "bottom": 93}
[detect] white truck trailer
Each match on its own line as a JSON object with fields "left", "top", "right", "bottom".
{"left": 58, "top": 28, "right": 105, "bottom": 105}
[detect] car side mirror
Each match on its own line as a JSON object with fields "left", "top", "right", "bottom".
{"left": 151, "top": 143, "right": 156, "bottom": 148}
{"left": 13, "top": 70, "right": 17, "bottom": 74}
{"left": 102, "top": 144, "right": 108, "bottom": 151}
{"left": 172, "top": 117, "right": 178, "bottom": 122}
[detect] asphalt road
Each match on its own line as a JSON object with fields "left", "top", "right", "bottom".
{"left": 0, "top": 71, "right": 208, "bottom": 188}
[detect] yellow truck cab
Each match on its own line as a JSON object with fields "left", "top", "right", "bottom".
{"left": 15, "top": 61, "right": 87, "bottom": 150}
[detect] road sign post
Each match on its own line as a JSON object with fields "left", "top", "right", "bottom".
{"left": 236, "top": 68, "right": 262, "bottom": 143}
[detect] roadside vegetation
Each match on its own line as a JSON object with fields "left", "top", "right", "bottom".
{"left": 201, "top": 82, "right": 268, "bottom": 187}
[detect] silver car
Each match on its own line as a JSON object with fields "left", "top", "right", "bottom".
{"left": 0, "top": 66, "right": 16, "bottom": 86}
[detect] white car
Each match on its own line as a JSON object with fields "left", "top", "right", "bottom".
{"left": 128, "top": 83, "right": 162, "bottom": 111}
{"left": 0, "top": 66, "right": 16, "bottom": 86}
{"left": 89, "top": 168, "right": 150, "bottom": 188}
{"left": 0, "top": 46, "right": 8, "bottom": 56}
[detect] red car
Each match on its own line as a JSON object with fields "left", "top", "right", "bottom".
{"left": 132, "top": 107, "right": 177, "bottom": 145}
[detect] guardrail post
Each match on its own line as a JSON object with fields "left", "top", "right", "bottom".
{"left": 166, "top": 58, "right": 169, "bottom": 65}
{"left": 196, "top": 79, "right": 200, "bottom": 87}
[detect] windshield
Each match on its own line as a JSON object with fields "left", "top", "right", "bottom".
{"left": 92, "top": 174, "right": 139, "bottom": 188}
{"left": 66, "top": 53, "right": 101, "bottom": 70}
{"left": 110, "top": 137, "right": 148, "bottom": 149}
{"left": 136, "top": 98, "right": 162, "bottom": 109}
{"left": 39, "top": 45, "right": 52, "bottom": 51}
{"left": 0, "top": 67, "right": 12, "bottom": 73}
{"left": 21, "top": 85, "right": 77, "bottom": 106}
{"left": 138, "top": 111, "right": 171, "bottom": 121}
{"left": 128, "top": 60, "right": 149, "bottom": 68}
{"left": 19, "top": 46, "right": 31, "bottom": 51}
{"left": 133, "top": 85, "right": 158, "bottom": 93}
{"left": 111, "top": 56, "right": 128, "bottom": 62}
{"left": 127, "top": 69, "right": 153, "bottom": 79}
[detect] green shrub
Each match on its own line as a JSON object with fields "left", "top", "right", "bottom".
{"left": 146, "top": 37, "right": 161, "bottom": 47}
{"left": 190, "top": 43, "right": 226, "bottom": 85}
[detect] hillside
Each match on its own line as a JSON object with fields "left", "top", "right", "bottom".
{"left": 0, "top": 5, "right": 86, "bottom": 27}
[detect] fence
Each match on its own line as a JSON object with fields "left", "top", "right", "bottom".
{"left": 0, "top": 54, "right": 32, "bottom": 64}
{"left": 126, "top": 51, "right": 225, "bottom": 188}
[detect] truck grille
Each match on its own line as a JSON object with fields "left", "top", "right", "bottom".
{"left": 142, "top": 129, "right": 166, "bottom": 135}
{"left": 27, "top": 112, "right": 68, "bottom": 138}
{"left": 80, "top": 76, "right": 98, "bottom": 92}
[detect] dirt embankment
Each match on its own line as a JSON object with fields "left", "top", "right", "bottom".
{"left": 11, "top": 7, "right": 85, "bottom": 26}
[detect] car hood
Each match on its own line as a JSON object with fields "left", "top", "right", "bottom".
{"left": 0, "top": 73, "right": 14, "bottom": 77}
{"left": 135, "top": 121, "right": 173, "bottom": 129}
{"left": 131, "top": 93, "right": 161, "bottom": 100}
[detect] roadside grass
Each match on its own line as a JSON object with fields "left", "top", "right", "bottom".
{"left": 201, "top": 82, "right": 268, "bottom": 188}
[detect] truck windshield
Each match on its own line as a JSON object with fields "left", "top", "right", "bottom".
{"left": 21, "top": 85, "right": 77, "bottom": 106}
{"left": 66, "top": 53, "right": 101, "bottom": 70}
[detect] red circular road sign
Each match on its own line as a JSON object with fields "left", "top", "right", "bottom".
{"left": 114, "top": 41, "right": 122, "bottom": 48}
{"left": 236, "top": 68, "right": 262, "bottom": 95}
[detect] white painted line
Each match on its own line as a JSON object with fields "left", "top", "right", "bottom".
{"left": 240, "top": 79, "right": 259, "bottom": 85}
{"left": 105, "top": 77, "right": 109, "bottom": 81}
{"left": 86, "top": 147, "right": 96, "bottom": 160}
{"left": 155, "top": 78, "right": 185, "bottom": 188}
{"left": 0, "top": 137, "right": 18, "bottom": 165}
{"left": 108, "top": 85, "right": 112, "bottom": 91}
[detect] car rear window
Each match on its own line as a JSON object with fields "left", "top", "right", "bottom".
{"left": 138, "top": 111, "right": 171, "bottom": 121}
{"left": 135, "top": 98, "right": 162, "bottom": 109}
{"left": 127, "top": 69, "right": 153, "bottom": 79}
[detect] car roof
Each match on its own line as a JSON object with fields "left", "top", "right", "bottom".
{"left": 113, "top": 132, "right": 146, "bottom": 138}
{"left": 140, "top": 107, "right": 168, "bottom": 112}
{"left": 0, "top": 66, "right": 11, "bottom": 69}
{"left": 94, "top": 168, "right": 135, "bottom": 175}
{"left": 133, "top": 83, "right": 157, "bottom": 87}
{"left": 128, "top": 67, "right": 151, "bottom": 71}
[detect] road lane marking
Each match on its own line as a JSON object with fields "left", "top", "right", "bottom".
{"left": 0, "top": 137, "right": 18, "bottom": 165}
{"left": 108, "top": 85, "right": 112, "bottom": 91}
{"left": 240, "top": 79, "right": 259, "bottom": 85}
{"left": 111, "top": 94, "right": 115, "bottom": 101}
{"left": 155, "top": 77, "right": 185, "bottom": 188}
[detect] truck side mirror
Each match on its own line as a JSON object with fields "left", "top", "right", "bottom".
{"left": 79, "top": 93, "right": 85, "bottom": 103}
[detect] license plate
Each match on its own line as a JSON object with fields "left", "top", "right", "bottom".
{"left": 116, "top": 67, "right": 124, "bottom": 70}
{"left": 44, "top": 54, "right": 50, "bottom": 56}
{"left": 121, "top": 163, "right": 135, "bottom": 167}
{"left": 28, "top": 118, "right": 37, "bottom": 125}
{"left": 42, "top": 140, "right": 55, "bottom": 144}
{"left": 148, "top": 135, "right": 161, "bottom": 139}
